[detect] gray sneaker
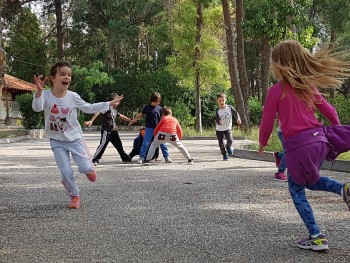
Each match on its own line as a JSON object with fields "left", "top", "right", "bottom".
{"left": 343, "top": 182, "right": 350, "bottom": 210}
{"left": 165, "top": 157, "right": 172, "bottom": 163}
{"left": 297, "top": 234, "right": 329, "bottom": 251}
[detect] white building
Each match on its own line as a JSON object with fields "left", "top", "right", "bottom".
{"left": 0, "top": 74, "right": 36, "bottom": 127}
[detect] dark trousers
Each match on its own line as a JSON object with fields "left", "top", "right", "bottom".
{"left": 216, "top": 129, "right": 233, "bottom": 156}
{"left": 129, "top": 138, "right": 160, "bottom": 160}
{"left": 93, "top": 130, "right": 130, "bottom": 162}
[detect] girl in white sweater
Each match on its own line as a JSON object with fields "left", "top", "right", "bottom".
{"left": 32, "top": 61, "right": 123, "bottom": 208}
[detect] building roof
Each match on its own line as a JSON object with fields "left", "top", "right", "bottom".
{"left": 4, "top": 74, "right": 36, "bottom": 92}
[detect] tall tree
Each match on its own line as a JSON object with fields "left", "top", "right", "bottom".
{"left": 71, "top": 0, "right": 164, "bottom": 72}
{"left": 41, "top": 0, "right": 71, "bottom": 60}
{"left": 311, "top": 0, "right": 350, "bottom": 98}
{"left": 168, "top": 0, "right": 228, "bottom": 132}
{"left": 244, "top": 0, "right": 312, "bottom": 104}
{"left": 5, "top": 7, "right": 47, "bottom": 81}
{"left": 194, "top": 2, "right": 203, "bottom": 132}
{"left": 54, "top": 0, "right": 64, "bottom": 59}
{"left": 221, "top": 0, "right": 248, "bottom": 127}
{"left": 234, "top": 0, "right": 250, "bottom": 126}
{"left": 0, "top": 0, "right": 5, "bottom": 87}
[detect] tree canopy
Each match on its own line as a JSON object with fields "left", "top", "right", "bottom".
{"left": 1, "top": 0, "right": 350, "bottom": 129}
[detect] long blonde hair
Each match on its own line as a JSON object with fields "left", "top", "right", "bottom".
{"left": 271, "top": 39, "right": 350, "bottom": 108}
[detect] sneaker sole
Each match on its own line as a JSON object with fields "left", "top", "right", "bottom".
{"left": 297, "top": 244, "right": 329, "bottom": 251}
{"left": 274, "top": 178, "right": 288, "bottom": 182}
{"left": 68, "top": 205, "right": 80, "bottom": 209}
{"left": 343, "top": 183, "right": 350, "bottom": 210}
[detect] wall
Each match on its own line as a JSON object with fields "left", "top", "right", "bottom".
{"left": 0, "top": 89, "right": 23, "bottom": 126}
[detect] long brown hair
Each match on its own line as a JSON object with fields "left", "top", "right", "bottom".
{"left": 271, "top": 40, "right": 350, "bottom": 108}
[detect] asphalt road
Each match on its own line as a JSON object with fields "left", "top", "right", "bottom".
{"left": 1, "top": 132, "right": 349, "bottom": 263}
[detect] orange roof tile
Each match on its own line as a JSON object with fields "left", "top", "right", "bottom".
{"left": 4, "top": 74, "right": 36, "bottom": 91}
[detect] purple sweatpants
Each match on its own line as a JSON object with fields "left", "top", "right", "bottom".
{"left": 284, "top": 125, "right": 350, "bottom": 186}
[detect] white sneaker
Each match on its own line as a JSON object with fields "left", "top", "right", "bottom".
{"left": 165, "top": 157, "right": 172, "bottom": 163}
{"left": 137, "top": 158, "right": 143, "bottom": 164}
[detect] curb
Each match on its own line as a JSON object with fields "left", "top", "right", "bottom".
{"left": 183, "top": 136, "right": 246, "bottom": 140}
{"left": 233, "top": 148, "right": 350, "bottom": 173}
{"left": 0, "top": 135, "right": 32, "bottom": 144}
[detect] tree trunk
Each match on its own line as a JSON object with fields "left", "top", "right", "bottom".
{"left": 287, "top": 0, "right": 296, "bottom": 37}
{"left": 106, "top": 39, "right": 115, "bottom": 71}
{"left": 0, "top": 0, "right": 5, "bottom": 87}
{"left": 145, "top": 34, "right": 150, "bottom": 66}
{"left": 261, "top": 35, "right": 271, "bottom": 105}
{"left": 221, "top": 0, "right": 248, "bottom": 128}
{"left": 235, "top": 0, "right": 250, "bottom": 126}
{"left": 54, "top": 0, "right": 64, "bottom": 60}
{"left": 329, "top": 27, "right": 337, "bottom": 99}
{"left": 194, "top": 3, "right": 203, "bottom": 133}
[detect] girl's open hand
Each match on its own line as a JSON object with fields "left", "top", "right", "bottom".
{"left": 258, "top": 144, "right": 265, "bottom": 156}
{"left": 110, "top": 95, "right": 124, "bottom": 107}
{"left": 127, "top": 119, "right": 137, "bottom": 128}
{"left": 34, "top": 75, "right": 48, "bottom": 91}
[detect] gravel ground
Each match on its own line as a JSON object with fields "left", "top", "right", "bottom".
{"left": 1, "top": 132, "right": 349, "bottom": 263}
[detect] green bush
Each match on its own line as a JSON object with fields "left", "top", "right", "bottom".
{"left": 248, "top": 96, "right": 262, "bottom": 125}
{"left": 16, "top": 93, "right": 44, "bottom": 129}
{"left": 317, "top": 94, "right": 350, "bottom": 125}
{"left": 330, "top": 95, "right": 350, "bottom": 125}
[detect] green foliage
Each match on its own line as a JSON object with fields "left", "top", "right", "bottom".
{"left": 15, "top": 93, "right": 44, "bottom": 129}
{"left": 88, "top": 69, "right": 194, "bottom": 127}
{"left": 328, "top": 94, "right": 350, "bottom": 125}
{"left": 248, "top": 97, "right": 263, "bottom": 126}
{"left": 5, "top": 7, "right": 47, "bottom": 82}
{"left": 71, "top": 0, "right": 166, "bottom": 71}
{"left": 167, "top": 0, "right": 229, "bottom": 89}
{"left": 72, "top": 61, "right": 114, "bottom": 102}
{"left": 314, "top": 0, "right": 350, "bottom": 34}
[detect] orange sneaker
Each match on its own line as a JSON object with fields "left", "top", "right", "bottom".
{"left": 68, "top": 195, "right": 80, "bottom": 209}
{"left": 86, "top": 170, "right": 97, "bottom": 182}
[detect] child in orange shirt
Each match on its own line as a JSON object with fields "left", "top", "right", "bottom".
{"left": 143, "top": 106, "right": 193, "bottom": 165}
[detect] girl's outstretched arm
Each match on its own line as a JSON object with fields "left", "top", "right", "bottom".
{"left": 315, "top": 94, "right": 340, "bottom": 125}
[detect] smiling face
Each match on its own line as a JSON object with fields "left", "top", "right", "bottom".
{"left": 50, "top": 66, "right": 72, "bottom": 93}
{"left": 217, "top": 96, "right": 226, "bottom": 108}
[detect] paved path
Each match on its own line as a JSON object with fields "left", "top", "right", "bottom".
{"left": 1, "top": 132, "right": 350, "bottom": 263}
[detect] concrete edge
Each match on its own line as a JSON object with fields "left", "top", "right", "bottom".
{"left": 0, "top": 135, "right": 32, "bottom": 144}
{"left": 232, "top": 148, "right": 350, "bottom": 173}
{"left": 183, "top": 136, "right": 246, "bottom": 140}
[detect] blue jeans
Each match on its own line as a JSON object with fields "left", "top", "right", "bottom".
{"left": 139, "top": 127, "right": 169, "bottom": 160}
{"left": 288, "top": 174, "right": 342, "bottom": 235}
{"left": 277, "top": 130, "right": 286, "bottom": 173}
